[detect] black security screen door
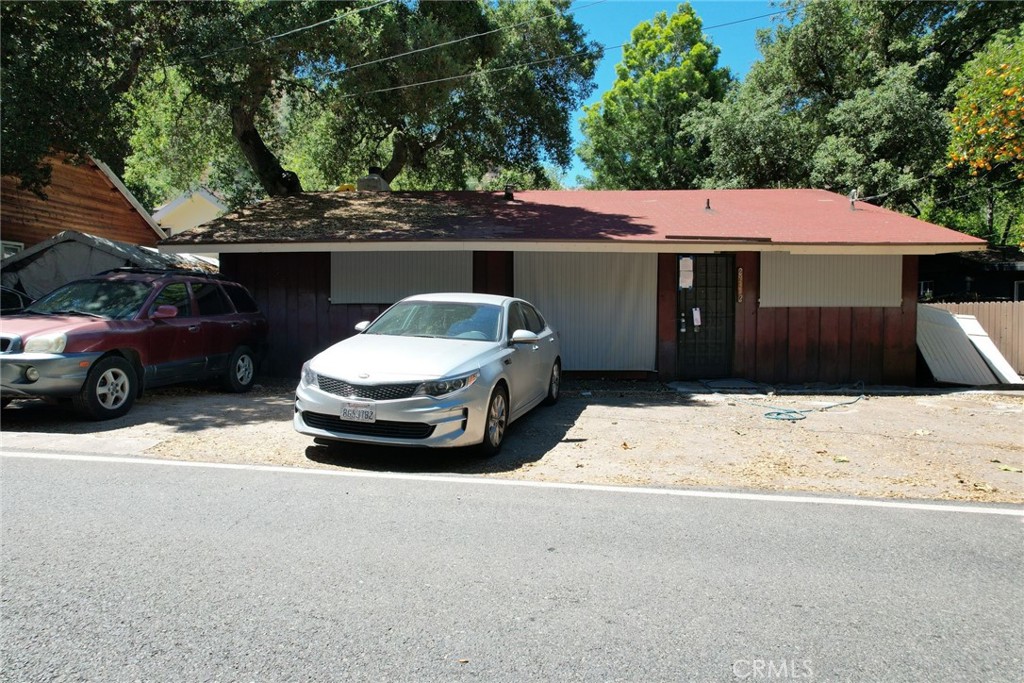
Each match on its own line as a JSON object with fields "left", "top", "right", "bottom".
{"left": 676, "top": 255, "right": 735, "bottom": 379}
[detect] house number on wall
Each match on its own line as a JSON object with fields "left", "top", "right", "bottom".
{"left": 737, "top": 267, "right": 744, "bottom": 303}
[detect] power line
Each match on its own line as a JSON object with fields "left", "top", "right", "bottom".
{"left": 328, "top": 0, "right": 609, "bottom": 78}
{"left": 191, "top": 0, "right": 395, "bottom": 63}
{"left": 338, "top": 8, "right": 789, "bottom": 100}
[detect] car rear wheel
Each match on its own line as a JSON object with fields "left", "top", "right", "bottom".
{"left": 478, "top": 385, "right": 508, "bottom": 456}
{"left": 222, "top": 346, "right": 256, "bottom": 393}
{"left": 542, "top": 360, "right": 561, "bottom": 406}
{"left": 73, "top": 356, "right": 136, "bottom": 420}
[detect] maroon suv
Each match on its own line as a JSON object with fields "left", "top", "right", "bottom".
{"left": 0, "top": 268, "right": 268, "bottom": 419}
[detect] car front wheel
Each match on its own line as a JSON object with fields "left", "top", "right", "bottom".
{"left": 73, "top": 356, "right": 136, "bottom": 420}
{"left": 479, "top": 385, "right": 508, "bottom": 456}
{"left": 542, "top": 360, "right": 560, "bottom": 406}
{"left": 222, "top": 346, "right": 256, "bottom": 392}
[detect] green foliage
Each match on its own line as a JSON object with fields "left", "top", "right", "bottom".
{"left": 576, "top": 3, "right": 730, "bottom": 189}
{"left": 810, "top": 63, "right": 949, "bottom": 204}
{"left": 948, "top": 27, "right": 1024, "bottom": 179}
{"left": 0, "top": 0, "right": 160, "bottom": 193}
{"left": 706, "top": 0, "right": 1024, "bottom": 227}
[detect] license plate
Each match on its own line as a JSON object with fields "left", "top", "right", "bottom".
{"left": 340, "top": 400, "right": 376, "bottom": 423}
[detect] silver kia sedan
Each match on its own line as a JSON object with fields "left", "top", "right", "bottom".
{"left": 294, "top": 293, "right": 561, "bottom": 454}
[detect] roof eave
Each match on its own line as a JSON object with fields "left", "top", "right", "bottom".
{"left": 157, "top": 239, "right": 989, "bottom": 256}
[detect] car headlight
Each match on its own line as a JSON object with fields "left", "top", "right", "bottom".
{"left": 301, "top": 361, "right": 317, "bottom": 388}
{"left": 23, "top": 333, "right": 67, "bottom": 354}
{"left": 415, "top": 371, "right": 480, "bottom": 397}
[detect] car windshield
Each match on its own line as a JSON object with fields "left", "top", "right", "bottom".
{"left": 25, "top": 279, "right": 153, "bottom": 321}
{"left": 365, "top": 301, "right": 502, "bottom": 342}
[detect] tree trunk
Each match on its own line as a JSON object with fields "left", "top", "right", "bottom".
{"left": 230, "top": 103, "right": 303, "bottom": 196}
{"left": 380, "top": 135, "right": 408, "bottom": 185}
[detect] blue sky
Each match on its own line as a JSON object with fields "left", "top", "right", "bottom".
{"left": 565, "top": 0, "right": 780, "bottom": 185}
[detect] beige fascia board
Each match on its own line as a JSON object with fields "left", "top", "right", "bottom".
{"left": 157, "top": 239, "right": 988, "bottom": 256}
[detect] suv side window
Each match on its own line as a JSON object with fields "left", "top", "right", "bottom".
{"left": 222, "top": 284, "right": 260, "bottom": 313}
{"left": 151, "top": 283, "right": 192, "bottom": 317}
{"left": 521, "top": 303, "right": 545, "bottom": 334}
{"left": 193, "top": 282, "right": 233, "bottom": 316}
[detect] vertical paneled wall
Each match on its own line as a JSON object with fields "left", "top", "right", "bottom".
{"left": 732, "top": 253, "right": 919, "bottom": 385}
{"left": 221, "top": 252, "right": 389, "bottom": 378}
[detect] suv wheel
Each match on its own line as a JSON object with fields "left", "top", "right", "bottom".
{"left": 73, "top": 356, "right": 136, "bottom": 420}
{"left": 223, "top": 346, "right": 256, "bottom": 393}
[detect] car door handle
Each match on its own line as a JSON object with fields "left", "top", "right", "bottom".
{"left": 229, "top": 322, "right": 241, "bottom": 328}
{"left": 503, "top": 358, "right": 512, "bottom": 365}
{"left": 187, "top": 325, "right": 200, "bottom": 332}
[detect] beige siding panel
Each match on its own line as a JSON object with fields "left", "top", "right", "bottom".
{"left": 330, "top": 251, "right": 472, "bottom": 304}
{"left": 931, "top": 301, "right": 1024, "bottom": 374}
{"left": 760, "top": 253, "right": 902, "bottom": 307}
{"left": 917, "top": 305, "right": 1001, "bottom": 385}
{"left": 515, "top": 253, "right": 657, "bottom": 371}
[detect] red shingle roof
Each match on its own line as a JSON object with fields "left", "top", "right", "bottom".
{"left": 159, "top": 189, "right": 986, "bottom": 253}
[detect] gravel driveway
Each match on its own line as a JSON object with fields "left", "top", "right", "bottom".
{"left": 2, "top": 378, "right": 1022, "bottom": 504}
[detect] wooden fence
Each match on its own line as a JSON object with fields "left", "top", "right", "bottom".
{"left": 928, "top": 302, "right": 1024, "bottom": 373}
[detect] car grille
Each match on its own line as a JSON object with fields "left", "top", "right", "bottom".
{"left": 0, "top": 336, "right": 19, "bottom": 354}
{"left": 301, "top": 412, "right": 435, "bottom": 439}
{"left": 317, "top": 376, "right": 419, "bottom": 401}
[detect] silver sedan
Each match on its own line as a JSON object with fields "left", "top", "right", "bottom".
{"left": 294, "top": 293, "right": 561, "bottom": 454}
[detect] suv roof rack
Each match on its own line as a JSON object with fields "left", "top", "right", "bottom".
{"left": 98, "top": 267, "right": 226, "bottom": 279}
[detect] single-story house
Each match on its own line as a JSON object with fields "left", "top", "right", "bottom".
{"left": 158, "top": 188, "right": 986, "bottom": 384}
{"left": 1, "top": 154, "right": 164, "bottom": 258}
{"left": 152, "top": 187, "right": 228, "bottom": 263}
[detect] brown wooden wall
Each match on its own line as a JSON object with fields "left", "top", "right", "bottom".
{"left": 732, "top": 253, "right": 919, "bottom": 385}
{"left": 1, "top": 156, "right": 159, "bottom": 248}
{"left": 226, "top": 249, "right": 920, "bottom": 384}
{"left": 222, "top": 250, "right": 517, "bottom": 378}
{"left": 220, "top": 252, "right": 387, "bottom": 377}
{"left": 472, "top": 251, "right": 514, "bottom": 295}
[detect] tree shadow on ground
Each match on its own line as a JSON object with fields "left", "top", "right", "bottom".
{"left": 0, "top": 378, "right": 296, "bottom": 435}
{"left": 303, "top": 387, "right": 714, "bottom": 475}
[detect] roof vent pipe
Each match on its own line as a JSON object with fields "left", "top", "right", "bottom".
{"left": 705, "top": 198, "right": 711, "bottom": 211}
{"left": 849, "top": 189, "right": 858, "bottom": 210}
{"left": 504, "top": 185, "right": 514, "bottom": 201}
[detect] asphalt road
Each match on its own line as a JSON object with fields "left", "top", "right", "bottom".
{"left": 2, "top": 452, "right": 1022, "bottom": 682}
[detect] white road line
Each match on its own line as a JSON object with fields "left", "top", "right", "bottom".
{"left": 3, "top": 449, "right": 1023, "bottom": 517}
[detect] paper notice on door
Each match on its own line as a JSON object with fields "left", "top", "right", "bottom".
{"left": 692, "top": 307, "right": 702, "bottom": 327}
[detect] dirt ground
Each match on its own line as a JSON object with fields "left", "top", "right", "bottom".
{"left": 1, "top": 378, "right": 1022, "bottom": 504}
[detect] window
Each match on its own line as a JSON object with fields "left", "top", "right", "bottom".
{"left": 330, "top": 252, "right": 472, "bottom": 304}
{"left": 1, "top": 240, "right": 24, "bottom": 260}
{"left": 151, "top": 283, "right": 192, "bottom": 317}
{"left": 919, "top": 281, "right": 935, "bottom": 300}
{"left": 192, "top": 282, "right": 232, "bottom": 315}
{"left": 1015, "top": 281, "right": 1023, "bottom": 302}
{"left": 760, "top": 253, "right": 902, "bottom": 308}
{"left": 223, "top": 284, "right": 260, "bottom": 313}
{"left": 521, "top": 303, "right": 545, "bottom": 333}
{"left": 506, "top": 303, "right": 527, "bottom": 337}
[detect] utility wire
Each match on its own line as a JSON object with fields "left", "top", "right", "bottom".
{"left": 191, "top": 0, "right": 395, "bottom": 63}
{"left": 328, "top": 0, "right": 609, "bottom": 77}
{"left": 338, "top": 8, "right": 789, "bottom": 100}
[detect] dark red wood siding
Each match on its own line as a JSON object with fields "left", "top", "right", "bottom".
{"left": 220, "top": 252, "right": 390, "bottom": 377}
{"left": 656, "top": 254, "right": 678, "bottom": 380}
{"left": 729, "top": 253, "right": 919, "bottom": 385}
{"left": 222, "top": 250, "right": 519, "bottom": 378}
{"left": 472, "top": 251, "right": 513, "bottom": 295}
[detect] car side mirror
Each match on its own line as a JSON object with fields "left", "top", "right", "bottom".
{"left": 354, "top": 320, "right": 370, "bottom": 332}
{"left": 151, "top": 305, "right": 179, "bottom": 320}
{"left": 510, "top": 329, "right": 539, "bottom": 345}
